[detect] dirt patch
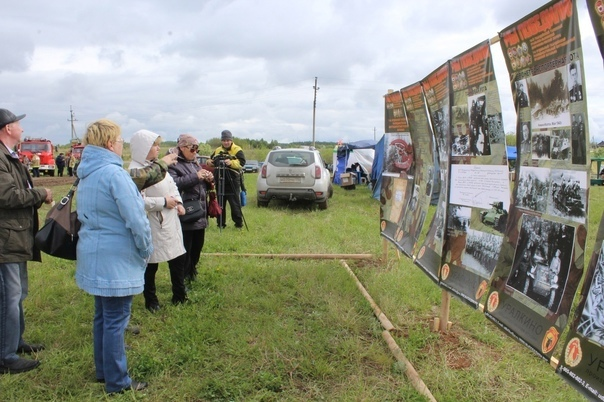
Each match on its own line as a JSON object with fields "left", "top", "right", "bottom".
{"left": 32, "top": 176, "right": 77, "bottom": 187}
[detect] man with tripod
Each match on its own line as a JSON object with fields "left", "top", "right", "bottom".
{"left": 206, "top": 130, "right": 246, "bottom": 229}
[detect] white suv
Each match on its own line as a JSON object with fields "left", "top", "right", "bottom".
{"left": 257, "top": 148, "right": 333, "bottom": 209}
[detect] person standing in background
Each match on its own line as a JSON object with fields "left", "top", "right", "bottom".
{"left": 30, "top": 153, "right": 40, "bottom": 177}
{"left": 206, "top": 130, "right": 245, "bottom": 229}
{"left": 0, "top": 109, "right": 53, "bottom": 374}
{"left": 129, "top": 129, "right": 187, "bottom": 311}
{"left": 169, "top": 134, "right": 214, "bottom": 285}
{"left": 55, "top": 152, "right": 65, "bottom": 177}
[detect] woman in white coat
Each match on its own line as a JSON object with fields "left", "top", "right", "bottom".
{"left": 129, "top": 130, "right": 187, "bottom": 311}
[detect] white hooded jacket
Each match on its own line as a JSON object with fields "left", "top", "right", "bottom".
{"left": 129, "top": 129, "right": 186, "bottom": 263}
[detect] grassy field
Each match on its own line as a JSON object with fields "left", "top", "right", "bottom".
{"left": 1, "top": 173, "right": 600, "bottom": 401}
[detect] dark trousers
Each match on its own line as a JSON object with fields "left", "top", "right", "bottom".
{"left": 57, "top": 166, "right": 64, "bottom": 177}
{"left": 217, "top": 190, "right": 243, "bottom": 228}
{"left": 172, "top": 229, "right": 205, "bottom": 289}
{"left": 144, "top": 258, "right": 187, "bottom": 306}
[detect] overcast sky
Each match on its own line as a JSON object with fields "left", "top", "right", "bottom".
{"left": 2, "top": 0, "right": 602, "bottom": 145}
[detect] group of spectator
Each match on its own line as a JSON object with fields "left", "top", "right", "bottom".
{"left": 0, "top": 109, "right": 246, "bottom": 395}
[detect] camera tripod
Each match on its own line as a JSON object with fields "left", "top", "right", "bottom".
{"left": 214, "top": 161, "right": 248, "bottom": 232}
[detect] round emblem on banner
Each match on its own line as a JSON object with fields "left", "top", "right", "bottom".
{"left": 475, "top": 280, "right": 488, "bottom": 300}
{"left": 418, "top": 246, "right": 426, "bottom": 260}
{"left": 396, "top": 229, "right": 404, "bottom": 242}
{"left": 486, "top": 291, "right": 499, "bottom": 312}
{"left": 380, "top": 220, "right": 386, "bottom": 231}
{"left": 564, "top": 337, "right": 583, "bottom": 367}
{"left": 441, "top": 264, "right": 450, "bottom": 280}
{"left": 542, "top": 327, "right": 559, "bottom": 355}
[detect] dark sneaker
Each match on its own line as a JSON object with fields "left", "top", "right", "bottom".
{"left": 145, "top": 303, "right": 161, "bottom": 313}
{"left": 0, "top": 357, "right": 40, "bottom": 374}
{"left": 17, "top": 343, "right": 45, "bottom": 354}
{"left": 110, "top": 380, "right": 148, "bottom": 394}
{"left": 126, "top": 325, "right": 141, "bottom": 335}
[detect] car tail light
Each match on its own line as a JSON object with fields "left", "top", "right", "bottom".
{"left": 261, "top": 165, "right": 267, "bottom": 178}
{"left": 314, "top": 165, "right": 321, "bottom": 179}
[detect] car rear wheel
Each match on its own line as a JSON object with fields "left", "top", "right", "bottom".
{"left": 328, "top": 183, "right": 333, "bottom": 198}
{"left": 317, "top": 199, "right": 328, "bottom": 210}
{"left": 257, "top": 200, "right": 269, "bottom": 207}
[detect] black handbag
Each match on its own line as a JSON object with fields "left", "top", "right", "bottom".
{"left": 179, "top": 199, "right": 204, "bottom": 223}
{"left": 34, "top": 178, "right": 80, "bottom": 260}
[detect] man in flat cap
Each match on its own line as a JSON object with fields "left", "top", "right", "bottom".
{"left": 0, "top": 109, "right": 53, "bottom": 374}
{"left": 207, "top": 130, "right": 246, "bottom": 229}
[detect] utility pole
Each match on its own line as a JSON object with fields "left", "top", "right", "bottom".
{"left": 68, "top": 106, "right": 79, "bottom": 144}
{"left": 312, "top": 77, "right": 319, "bottom": 148}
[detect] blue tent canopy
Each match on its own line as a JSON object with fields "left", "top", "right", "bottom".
{"left": 506, "top": 145, "right": 517, "bottom": 160}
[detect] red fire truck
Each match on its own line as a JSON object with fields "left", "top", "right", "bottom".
{"left": 18, "top": 137, "right": 56, "bottom": 176}
{"left": 70, "top": 142, "right": 85, "bottom": 159}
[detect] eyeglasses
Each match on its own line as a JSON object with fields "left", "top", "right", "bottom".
{"left": 115, "top": 138, "right": 124, "bottom": 143}
{"left": 187, "top": 145, "right": 199, "bottom": 152}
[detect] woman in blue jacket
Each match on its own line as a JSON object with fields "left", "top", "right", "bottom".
{"left": 76, "top": 119, "right": 153, "bottom": 394}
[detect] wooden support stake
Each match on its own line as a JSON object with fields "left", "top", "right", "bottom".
{"left": 203, "top": 253, "right": 373, "bottom": 260}
{"left": 382, "top": 237, "right": 389, "bottom": 263}
{"left": 340, "top": 260, "right": 395, "bottom": 332}
{"left": 439, "top": 290, "right": 451, "bottom": 333}
{"left": 382, "top": 330, "right": 437, "bottom": 402}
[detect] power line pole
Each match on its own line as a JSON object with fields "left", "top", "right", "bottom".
{"left": 68, "top": 105, "right": 79, "bottom": 144}
{"left": 312, "top": 77, "right": 319, "bottom": 148}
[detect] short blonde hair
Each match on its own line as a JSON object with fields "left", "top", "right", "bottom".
{"left": 83, "top": 119, "right": 121, "bottom": 147}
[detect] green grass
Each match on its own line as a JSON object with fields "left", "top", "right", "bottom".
{"left": 1, "top": 174, "right": 600, "bottom": 401}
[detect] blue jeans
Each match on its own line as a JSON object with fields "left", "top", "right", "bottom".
{"left": 93, "top": 295, "right": 133, "bottom": 393}
{"left": 0, "top": 262, "right": 28, "bottom": 365}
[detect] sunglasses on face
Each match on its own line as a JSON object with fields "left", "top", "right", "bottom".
{"left": 187, "top": 145, "right": 199, "bottom": 152}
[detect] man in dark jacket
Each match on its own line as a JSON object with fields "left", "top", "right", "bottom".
{"left": 206, "top": 130, "right": 245, "bottom": 229}
{"left": 0, "top": 109, "right": 53, "bottom": 374}
{"left": 55, "top": 152, "right": 66, "bottom": 177}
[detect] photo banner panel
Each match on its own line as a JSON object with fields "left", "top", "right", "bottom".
{"left": 485, "top": 0, "right": 589, "bottom": 361}
{"left": 558, "top": 213, "right": 604, "bottom": 401}
{"left": 586, "top": 0, "right": 604, "bottom": 62}
{"left": 385, "top": 90, "right": 409, "bottom": 133}
{"left": 439, "top": 40, "right": 510, "bottom": 309}
{"left": 380, "top": 91, "right": 414, "bottom": 247}
{"left": 415, "top": 63, "right": 451, "bottom": 282}
{"left": 395, "top": 83, "right": 436, "bottom": 258}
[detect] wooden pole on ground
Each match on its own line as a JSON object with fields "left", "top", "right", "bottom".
{"left": 382, "top": 330, "right": 438, "bottom": 402}
{"left": 340, "top": 260, "right": 394, "bottom": 331}
{"left": 382, "top": 237, "right": 389, "bottom": 262}
{"left": 340, "top": 260, "right": 436, "bottom": 400}
{"left": 203, "top": 253, "right": 373, "bottom": 260}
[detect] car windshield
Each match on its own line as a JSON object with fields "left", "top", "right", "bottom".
{"left": 245, "top": 160, "right": 258, "bottom": 166}
{"left": 269, "top": 152, "right": 314, "bottom": 167}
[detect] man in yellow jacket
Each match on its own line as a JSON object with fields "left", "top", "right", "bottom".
{"left": 206, "top": 130, "right": 245, "bottom": 229}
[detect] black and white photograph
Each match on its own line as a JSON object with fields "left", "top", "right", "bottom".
{"left": 547, "top": 169, "right": 587, "bottom": 223}
{"left": 507, "top": 214, "right": 574, "bottom": 312}
{"left": 467, "top": 93, "right": 490, "bottom": 156}
{"left": 550, "top": 129, "right": 571, "bottom": 161}
{"left": 486, "top": 113, "right": 505, "bottom": 146}
{"left": 516, "top": 167, "right": 550, "bottom": 213}
{"left": 571, "top": 113, "right": 587, "bottom": 165}
{"left": 515, "top": 79, "right": 529, "bottom": 108}
{"left": 526, "top": 67, "right": 571, "bottom": 128}
{"left": 531, "top": 131, "right": 551, "bottom": 160}
{"left": 445, "top": 205, "right": 471, "bottom": 266}
{"left": 519, "top": 121, "right": 532, "bottom": 155}
{"left": 432, "top": 107, "right": 450, "bottom": 160}
{"left": 577, "top": 244, "right": 604, "bottom": 346}
{"left": 461, "top": 228, "right": 504, "bottom": 279}
{"left": 568, "top": 61, "right": 584, "bottom": 103}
